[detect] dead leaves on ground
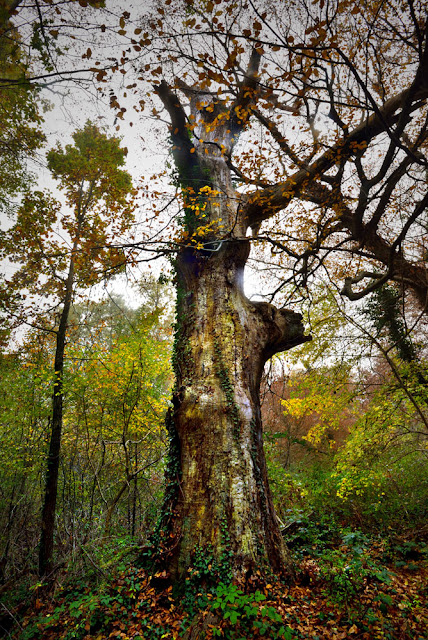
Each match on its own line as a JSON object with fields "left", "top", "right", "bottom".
{"left": 16, "top": 560, "right": 427, "bottom": 640}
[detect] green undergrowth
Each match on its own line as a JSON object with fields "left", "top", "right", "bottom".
{"left": 209, "top": 582, "right": 291, "bottom": 639}
{"left": 268, "top": 456, "right": 428, "bottom": 609}
{"left": 267, "top": 449, "right": 428, "bottom": 537}
{"left": 3, "top": 456, "right": 428, "bottom": 640}
{"left": 3, "top": 525, "right": 427, "bottom": 640}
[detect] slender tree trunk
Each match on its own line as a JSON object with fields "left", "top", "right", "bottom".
{"left": 38, "top": 254, "right": 76, "bottom": 577}
{"left": 131, "top": 443, "right": 138, "bottom": 537}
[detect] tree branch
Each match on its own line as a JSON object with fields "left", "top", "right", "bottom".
{"left": 155, "top": 80, "right": 201, "bottom": 185}
{"left": 301, "top": 180, "right": 428, "bottom": 307}
{"left": 243, "top": 83, "right": 428, "bottom": 228}
{"left": 228, "top": 48, "right": 261, "bottom": 137}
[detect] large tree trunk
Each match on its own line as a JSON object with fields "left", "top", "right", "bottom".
{"left": 153, "top": 68, "right": 309, "bottom": 581}
{"left": 158, "top": 243, "right": 307, "bottom": 581}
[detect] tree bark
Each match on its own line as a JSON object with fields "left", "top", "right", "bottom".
{"left": 39, "top": 240, "right": 78, "bottom": 577}
{"left": 157, "top": 242, "right": 308, "bottom": 581}
{"left": 153, "top": 70, "right": 309, "bottom": 580}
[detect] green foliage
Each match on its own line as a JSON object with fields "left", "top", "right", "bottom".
{"left": 264, "top": 283, "right": 427, "bottom": 542}
{"left": 283, "top": 288, "right": 358, "bottom": 369}
{"left": 19, "top": 564, "right": 141, "bottom": 640}
{"left": 282, "top": 364, "right": 355, "bottom": 449}
{"left": 0, "top": 345, "right": 53, "bottom": 576}
{"left": 47, "top": 121, "right": 133, "bottom": 212}
{"left": 325, "top": 360, "right": 428, "bottom": 529}
{"left": 315, "top": 530, "right": 392, "bottom": 604}
{"left": 181, "top": 535, "right": 234, "bottom": 608}
{"left": 265, "top": 456, "right": 306, "bottom": 523}
{"left": 0, "top": 290, "right": 172, "bottom": 582}
{"left": 61, "top": 299, "right": 171, "bottom": 535}
{"left": 364, "top": 285, "right": 417, "bottom": 363}
{"left": 209, "top": 582, "right": 292, "bottom": 639}
{"left": 1, "top": 121, "right": 136, "bottom": 339}
{"left": 0, "top": 19, "right": 46, "bottom": 215}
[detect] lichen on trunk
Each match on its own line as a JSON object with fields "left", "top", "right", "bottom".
{"left": 149, "top": 65, "right": 310, "bottom": 582}
{"left": 148, "top": 240, "right": 307, "bottom": 582}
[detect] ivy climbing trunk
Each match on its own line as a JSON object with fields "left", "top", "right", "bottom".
{"left": 159, "top": 244, "right": 307, "bottom": 581}
{"left": 153, "top": 59, "right": 309, "bottom": 581}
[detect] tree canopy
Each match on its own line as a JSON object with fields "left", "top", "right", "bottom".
{"left": 98, "top": 0, "right": 428, "bottom": 310}
{"left": 0, "top": 6, "right": 45, "bottom": 215}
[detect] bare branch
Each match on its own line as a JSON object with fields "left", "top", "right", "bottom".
{"left": 244, "top": 82, "right": 428, "bottom": 229}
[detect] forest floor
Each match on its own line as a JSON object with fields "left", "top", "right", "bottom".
{"left": 3, "top": 537, "right": 427, "bottom": 640}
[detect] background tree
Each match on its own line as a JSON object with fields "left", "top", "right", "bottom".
{"left": 65, "top": 294, "right": 172, "bottom": 538}
{"left": 0, "top": 340, "right": 51, "bottom": 585}
{"left": 1, "top": 121, "right": 135, "bottom": 576}
{"left": 259, "top": 280, "right": 427, "bottom": 540}
{"left": 0, "top": 289, "right": 172, "bottom": 587}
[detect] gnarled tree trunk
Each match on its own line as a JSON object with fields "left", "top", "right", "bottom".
{"left": 153, "top": 62, "right": 309, "bottom": 581}
{"left": 161, "top": 243, "right": 307, "bottom": 580}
